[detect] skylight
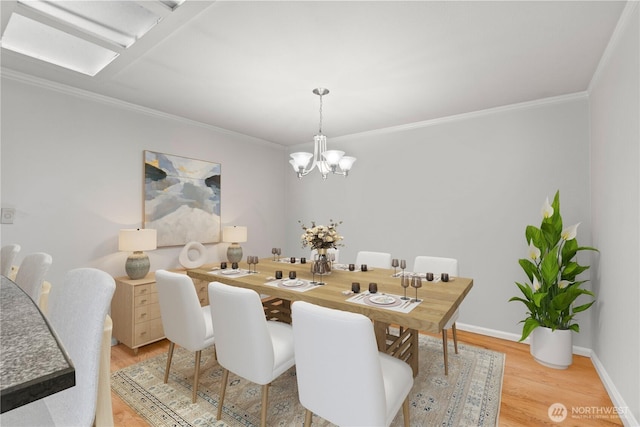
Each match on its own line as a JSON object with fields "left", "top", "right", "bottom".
{"left": 0, "top": 0, "right": 184, "bottom": 76}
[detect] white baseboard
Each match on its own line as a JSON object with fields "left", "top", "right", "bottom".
{"left": 456, "top": 322, "right": 637, "bottom": 426}
{"left": 590, "top": 352, "right": 639, "bottom": 427}
{"left": 456, "top": 322, "right": 591, "bottom": 356}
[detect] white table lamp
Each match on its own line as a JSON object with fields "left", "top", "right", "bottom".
{"left": 223, "top": 226, "right": 247, "bottom": 263}
{"left": 119, "top": 228, "right": 157, "bottom": 279}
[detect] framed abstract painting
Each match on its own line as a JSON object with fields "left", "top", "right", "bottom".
{"left": 144, "top": 150, "right": 221, "bottom": 247}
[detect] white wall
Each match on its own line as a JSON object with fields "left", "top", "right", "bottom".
{"left": 285, "top": 95, "right": 594, "bottom": 347}
{"left": 0, "top": 74, "right": 287, "bottom": 286}
{"left": 589, "top": 3, "right": 640, "bottom": 425}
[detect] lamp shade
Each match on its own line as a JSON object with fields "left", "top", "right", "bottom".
{"left": 222, "top": 226, "right": 247, "bottom": 243}
{"left": 118, "top": 229, "right": 157, "bottom": 252}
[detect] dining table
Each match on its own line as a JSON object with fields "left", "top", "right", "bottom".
{"left": 0, "top": 276, "right": 75, "bottom": 413}
{"left": 187, "top": 257, "right": 473, "bottom": 377}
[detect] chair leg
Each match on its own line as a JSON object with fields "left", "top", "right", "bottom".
{"left": 260, "top": 383, "right": 270, "bottom": 427}
{"left": 217, "top": 368, "right": 229, "bottom": 421}
{"left": 452, "top": 322, "right": 459, "bottom": 354}
{"left": 442, "top": 329, "right": 449, "bottom": 376}
{"left": 164, "top": 342, "right": 175, "bottom": 384}
{"left": 192, "top": 350, "right": 202, "bottom": 403}
{"left": 402, "top": 396, "right": 410, "bottom": 427}
{"left": 304, "top": 408, "right": 313, "bottom": 426}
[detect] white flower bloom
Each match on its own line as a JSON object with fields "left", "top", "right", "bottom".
{"left": 558, "top": 280, "right": 570, "bottom": 289}
{"left": 561, "top": 223, "right": 580, "bottom": 241}
{"left": 533, "top": 276, "right": 541, "bottom": 291}
{"left": 541, "top": 197, "right": 554, "bottom": 219}
{"left": 528, "top": 240, "right": 541, "bottom": 260}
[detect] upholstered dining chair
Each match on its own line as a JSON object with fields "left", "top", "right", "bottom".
{"left": 0, "top": 268, "right": 115, "bottom": 426}
{"left": 208, "top": 281, "right": 295, "bottom": 427}
{"left": 155, "top": 270, "right": 215, "bottom": 403}
{"left": 14, "top": 252, "right": 52, "bottom": 303}
{"left": 413, "top": 255, "right": 460, "bottom": 375}
{"left": 292, "top": 301, "right": 413, "bottom": 427}
{"left": 0, "top": 243, "right": 20, "bottom": 276}
{"left": 355, "top": 250, "right": 392, "bottom": 269}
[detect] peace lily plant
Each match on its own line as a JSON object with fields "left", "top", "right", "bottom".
{"left": 510, "top": 191, "right": 598, "bottom": 342}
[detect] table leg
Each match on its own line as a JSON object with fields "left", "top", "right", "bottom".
{"left": 373, "top": 321, "right": 419, "bottom": 377}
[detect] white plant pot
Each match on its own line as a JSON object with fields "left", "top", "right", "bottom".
{"left": 530, "top": 327, "right": 573, "bottom": 369}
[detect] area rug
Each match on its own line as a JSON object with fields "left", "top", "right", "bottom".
{"left": 111, "top": 334, "right": 504, "bottom": 426}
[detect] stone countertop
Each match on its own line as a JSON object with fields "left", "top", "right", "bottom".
{"left": 0, "top": 276, "right": 75, "bottom": 413}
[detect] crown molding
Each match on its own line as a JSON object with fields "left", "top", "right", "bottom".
{"left": 331, "top": 92, "right": 589, "bottom": 143}
{"left": 0, "top": 67, "right": 284, "bottom": 150}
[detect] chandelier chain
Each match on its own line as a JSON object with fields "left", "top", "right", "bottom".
{"left": 318, "top": 93, "right": 323, "bottom": 135}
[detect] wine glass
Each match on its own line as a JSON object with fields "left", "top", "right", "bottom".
{"left": 276, "top": 248, "right": 282, "bottom": 262}
{"left": 400, "top": 275, "right": 410, "bottom": 300}
{"left": 253, "top": 256, "right": 259, "bottom": 273}
{"left": 400, "top": 259, "right": 407, "bottom": 278}
{"left": 271, "top": 248, "right": 277, "bottom": 261}
{"left": 247, "top": 256, "right": 255, "bottom": 273}
{"left": 411, "top": 275, "right": 422, "bottom": 302}
{"left": 391, "top": 258, "right": 399, "bottom": 276}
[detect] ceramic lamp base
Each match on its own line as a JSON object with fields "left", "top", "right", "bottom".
{"left": 125, "top": 251, "right": 150, "bottom": 280}
{"left": 227, "top": 243, "right": 243, "bottom": 263}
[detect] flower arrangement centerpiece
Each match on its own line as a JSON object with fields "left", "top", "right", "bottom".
{"left": 510, "top": 191, "right": 598, "bottom": 345}
{"left": 299, "top": 219, "right": 343, "bottom": 251}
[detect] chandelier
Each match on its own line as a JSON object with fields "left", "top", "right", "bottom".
{"left": 289, "top": 88, "right": 356, "bottom": 179}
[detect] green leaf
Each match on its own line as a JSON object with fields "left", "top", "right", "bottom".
{"left": 573, "top": 301, "right": 594, "bottom": 313}
{"left": 526, "top": 226, "right": 545, "bottom": 252}
{"left": 519, "top": 259, "right": 538, "bottom": 282}
{"left": 541, "top": 246, "right": 560, "bottom": 286}
{"left": 569, "top": 324, "right": 580, "bottom": 333}
{"left": 519, "top": 318, "right": 541, "bottom": 342}
{"left": 532, "top": 292, "right": 548, "bottom": 307}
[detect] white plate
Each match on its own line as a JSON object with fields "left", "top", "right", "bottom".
{"left": 281, "top": 279, "right": 305, "bottom": 288}
{"left": 220, "top": 269, "right": 241, "bottom": 275}
{"left": 369, "top": 295, "right": 396, "bottom": 305}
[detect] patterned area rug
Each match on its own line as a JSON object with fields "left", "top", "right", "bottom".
{"left": 111, "top": 333, "right": 504, "bottom": 426}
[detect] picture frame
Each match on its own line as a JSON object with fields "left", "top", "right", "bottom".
{"left": 143, "top": 150, "right": 221, "bottom": 247}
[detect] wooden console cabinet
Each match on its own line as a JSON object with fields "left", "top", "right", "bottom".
{"left": 111, "top": 271, "right": 208, "bottom": 353}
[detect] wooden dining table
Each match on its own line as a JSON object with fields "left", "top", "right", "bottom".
{"left": 187, "top": 258, "right": 473, "bottom": 377}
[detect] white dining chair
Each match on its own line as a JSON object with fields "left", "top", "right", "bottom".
{"left": 413, "top": 255, "right": 460, "bottom": 375}
{"left": 14, "top": 252, "right": 52, "bottom": 303}
{"left": 155, "top": 270, "right": 215, "bottom": 403}
{"left": 292, "top": 301, "right": 413, "bottom": 427}
{"left": 355, "top": 250, "right": 392, "bottom": 269}
{"left": 1, "top": 243, "right": 20, "bottom": 276}
{"left": 0, "top": 268, "right": 115, "bottom": 426}
{"left": 208, "top": 281, "right": 295, "bottom": 427}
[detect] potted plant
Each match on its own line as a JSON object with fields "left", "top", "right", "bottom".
{"left": 509, "top": 190, "right": 598, "bottom": 369}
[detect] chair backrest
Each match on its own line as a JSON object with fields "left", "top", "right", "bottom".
{"left": 355, "top": 251, "right": 392, "bottom": 269}
{"left": 0, "top": 244, "right": 20, "bottom": 276}
{"left": 292, "top": 301, "right": 387, "bottom": 426}
{"left": 155, "top": 270, "right": 208, "bottom": 352}
{"left": 310, "top": 248, "right": 340, "bottom": 263}
{"left": 208, "top": 281, "right": 275, "bottom": 385}
{"left": 413, "top": 256, "right": 459, "bottom": 276}
{"left": 45, "top": 268, "right": 115, "bottom": 426}
{"left": 14, "top": 252, "right": 52, "bottom": 302}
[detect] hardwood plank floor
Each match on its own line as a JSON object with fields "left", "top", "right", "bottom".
{"left": 109, "top": 330, "right": 622, "bottom": 426}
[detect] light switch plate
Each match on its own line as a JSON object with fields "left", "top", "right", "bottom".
{"left": 1, "top": 208, "right": 15, "bottom": 224}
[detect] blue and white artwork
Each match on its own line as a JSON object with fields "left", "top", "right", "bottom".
{"left": 144, "top": 151, "right": 221, "bottom": 247}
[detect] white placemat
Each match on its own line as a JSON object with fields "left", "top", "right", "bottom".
{"left": 264, "top": 279, "right": 317, "bottom": 292}
{"left": 346, "top": 292, "right": 421, "bottom": 313}
{"left": 208, "top": 268, "right": 253, "bottom": 279}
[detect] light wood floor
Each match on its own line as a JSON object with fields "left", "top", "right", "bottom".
{"left": 110, "top": 330, "right": 622, "bottom": 426}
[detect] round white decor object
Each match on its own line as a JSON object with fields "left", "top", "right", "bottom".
{"left": 179, "top": 241, "right": 208, "bottom": 269}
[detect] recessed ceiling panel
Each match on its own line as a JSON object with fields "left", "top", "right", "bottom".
{"left": 2, "top": 13, "right": 119, "bottom": 76}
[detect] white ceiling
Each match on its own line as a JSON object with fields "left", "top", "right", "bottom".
{"left": 0, "top": 1, "right": 627, "bottom": 146}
